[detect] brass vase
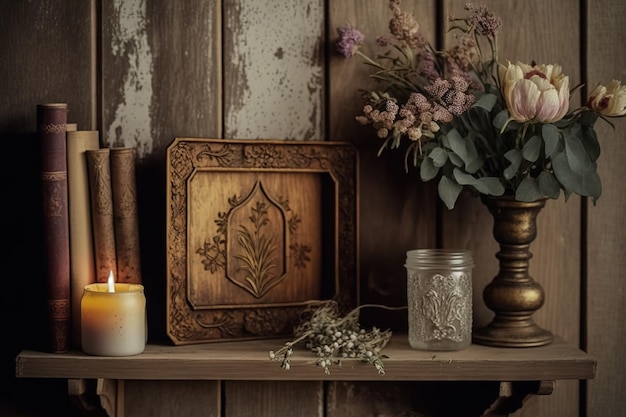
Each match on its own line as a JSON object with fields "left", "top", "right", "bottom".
{"left": 472, "top": 196, "right": 553, "bottom": 347}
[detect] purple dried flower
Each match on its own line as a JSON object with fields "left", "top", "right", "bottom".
{"left": 336, "top": 25, "right": 365, "bottom": 58}
{"left": 376, "top": 36, "right": 390, "bottom": 47}
{"left": 465, "top": 4, "right": 502, "bottom": 37}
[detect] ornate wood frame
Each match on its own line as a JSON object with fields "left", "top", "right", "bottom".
{"left": 166, "top": 138, "right": 358, "bottom": 344}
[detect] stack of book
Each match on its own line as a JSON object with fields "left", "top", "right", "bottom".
{"left": 38, "top": 103, "right": 142, "bottom": 352}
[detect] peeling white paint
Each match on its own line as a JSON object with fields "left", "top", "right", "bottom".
{"left": 225, "top": 0, "right": 325, "bottom": 140}
{"left": 106, "top": 0, "right": 153, "bottom": 158}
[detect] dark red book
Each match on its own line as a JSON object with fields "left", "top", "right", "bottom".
{"left": 38, "top": 103, "right": 70, "bottom": 353}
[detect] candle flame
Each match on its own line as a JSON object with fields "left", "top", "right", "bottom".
{"left": 107, "top": 270, "right": 115, "bottom": 293}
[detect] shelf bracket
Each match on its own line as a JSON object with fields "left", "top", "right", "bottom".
{"left": 96, "top": 378, "right": 119, "bottom": 417}
{"left": 482, "top": 380, "right": 555, "bottom": 416}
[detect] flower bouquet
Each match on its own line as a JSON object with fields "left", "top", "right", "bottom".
{"left": 336, "top": 0, "right": 625, "bottom": 210}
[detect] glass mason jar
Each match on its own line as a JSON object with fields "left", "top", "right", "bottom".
{"left": 405, "top": 249, "right": 474, "bottom": 351}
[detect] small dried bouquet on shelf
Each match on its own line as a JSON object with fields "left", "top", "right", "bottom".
{"left": 336, "top": 0, "right": 625, "bottom": 209}
{"left": 269, "top": 301, "right": 392, "bottom": 375}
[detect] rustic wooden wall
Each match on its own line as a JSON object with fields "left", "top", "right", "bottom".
{"left": 1, "top": 0, "right": 624, "bottom": 416}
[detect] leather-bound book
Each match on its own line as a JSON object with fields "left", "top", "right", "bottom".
{"left": 67, "top": 130, "right": 99, "bottom": 348}
{"left": 86, "top": 148, "right": 117, "bottom": 282}
{"left": 38, "top": 103, "right": 70, "bottom": 353}
{"left": 110, "top": 147, "right": 142, "bottom": 283}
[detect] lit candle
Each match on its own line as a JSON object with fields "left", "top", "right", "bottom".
{"left": 81, "top": 272, "right": 146, "bottom": 356}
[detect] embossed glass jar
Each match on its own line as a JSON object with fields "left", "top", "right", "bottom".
{"left": 405, "top": 249, "right": 474, "bottom": 351}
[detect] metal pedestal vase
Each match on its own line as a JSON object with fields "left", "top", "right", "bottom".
{"left": 473, "top": 196, "right": 553, "bottom": 348}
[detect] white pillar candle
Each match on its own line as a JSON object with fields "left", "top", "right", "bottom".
{"left": 81, "top": 281, "right": 146, "bottom": 356}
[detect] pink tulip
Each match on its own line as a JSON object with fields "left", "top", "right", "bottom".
{"left": 498, "top": 61, "right": 570, "bottom": 123}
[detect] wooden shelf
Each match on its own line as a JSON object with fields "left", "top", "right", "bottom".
{"left": 16, "top": 334, "right": 595, "bottom": 382}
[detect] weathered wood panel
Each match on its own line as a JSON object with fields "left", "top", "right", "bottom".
{"left": 124, "top": 380, "right": 219, "bottom": 417}
{"left": 101, "top": 0, "right": 221, "bottom": 154}
{"left": 441, "top": 1, "right": 581, "bottom": 416}
{"left": 100, "top": 0, "right": 223, "bottom": 414}
{"left": 328, "top": 0, "right": 438, "bottom": 330}
{"left": 101, "top": 0, "right": 222, "bottom": 342}
{"left": 225, "top": 381, "right": 323, "bottom": 417}
{"left": 586, "top": 1, "right": 626, "bottom": 416}
{"left": 223, "top": 0, "right": 325, "bottom": 140}
{"left": 221, "top": 1, "right": 326, "bottom": 415}
{"left": 0, "top": 0, "right": 94, "bottom": 131}
{"left": 327, "top": 0, "right": 437, "bottom": 414}
{"left": 0, "top": 1, "right": 94, "bottom": 416}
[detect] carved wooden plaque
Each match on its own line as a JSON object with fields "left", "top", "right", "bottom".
{"left": 166, "top": 138, "right": 358, "bottom": 344}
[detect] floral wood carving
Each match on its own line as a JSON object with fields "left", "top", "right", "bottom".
{"left": 166, "top": 138, "right": 358, "bottom": 345}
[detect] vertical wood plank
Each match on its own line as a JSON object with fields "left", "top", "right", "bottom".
{"left": 329, "top": 0, "right": 438, "bottom": 329}
{"left": 101, "top": 0, "right": 222, "bottom": 345}
{"left": 0, "top": 0, "right": 94, "bottom": 415}
{"left": 102, "top": 0, "right": 222, "bottom": 155}
{"left": 123, "top": 380, "right": 220, "bottom": 417}
{"left": 0, "top": 0, "right": 93, "bottom": 130}
{"left": 327, "top": 0, "right": 437, "bottom": 414}
{"left": 221, "top": 1, "right": 326, "bottom": 414}
{"left": 585, "top": 0, "right": 626, "bottom": 416}
{"left": 223, "top": 0, "right": 325, "bottom": 140}
{"left": 440, "top": 1, "right": 581, "bottom": 416}
{"left": 225, "top": 381, "right": 322, "bottom": 417}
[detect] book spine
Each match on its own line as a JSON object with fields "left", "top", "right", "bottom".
{"left": 38, "top": 103, "right": 70, "bottom": 353}
{"left": 86, "top": 148, "right": 117, "bottom": 283}
{"left": 67, "top": 130, "right": 100, "bottom": 348}
{"left": 110, "top": 147, "right": 142, "bottom": 284}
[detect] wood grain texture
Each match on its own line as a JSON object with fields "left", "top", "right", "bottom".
{"left": 223, "top": 0, "right": 325, "bottom": 140}
{"left": 16, "top": 335, "right": 595, "bottom": 382}
{"left": 124, "top": 380, "right": 220, "bottom": 417}
{"left": 0, "top": 1, "right": 94, "bottom": 414}
{"left": 225, "top": 381, "right": 322, "bottom": 417}
{"left": 0, "top": 0, "right": 93, "bottom": 131}
{"left": 221, "top": 1, "right": 326, "bottom": 414}
{"left": 585, "top": 1, "right": 626, "bottom": 416}
{"left": 328, "top": 0, "right": 438, "bottom": 332}
{"left": 101, "top": 0, "right": 222, "bottom": 155}
{"left": 440, "top": 1, "right": 582, "bottom": 416}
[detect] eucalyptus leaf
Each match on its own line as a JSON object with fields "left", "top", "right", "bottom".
{"left": 582, "top": 126, "right": 601, "bottom": 162}
{"left": 429, "top": 147, "right": 448, "bottom": 167}
{"left": 552, "top": 151, "right": 602, "bottom": 199}
{"left": 579, "top": 110, "right": 599, "bottom": 127}
{"left": 452, "top": 168, "right": 503, "bottom": 195}
{"left": 448, "top": 152, "right": 464, "bottom": 167}
{"left": 466, "top": 156, "right": 484, "bottom": 174}
{"left": 420, "top": 157, "right": 439, "bottom": 181}
{"left": 447, "top": 129, "right": 468, "bottom": 160}
{"left": 522, "top": 135, "right": 542, "bottom": 162}
{"left": 504, "top": 149, "right": 522, "bottom": 180}
{"left": 515, "top": 177, "right": 543, "bottom": 202}
{"left": 564, "top": 125, "right": 596, "bottom": 175}
{"left": 474, "top": 93, "right": 498, "bottom": 112}
{"left": 493, "top": 110, "right": 510, "bottom": 130}
{"left": 538, "top": 171, "right": 561, "bottom": 199}
{"left": 438, "top": 176, "right": 463, "bottom": 210}
{"left": 542, "top": 124, "right": 560, "bottom": 157}
{"left": 477, "top": 177, "right": 505, "bottom": 196}
{"left": 464, "top": 136, "right": 481, "bottom": 173}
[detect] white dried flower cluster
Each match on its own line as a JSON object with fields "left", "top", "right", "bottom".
{"left": 269, "top": 301, "right": 392, "bottom": 375}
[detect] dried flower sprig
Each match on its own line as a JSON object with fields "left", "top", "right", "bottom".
{"left": 269, "top": 301, "right": 397, "bottom": 375}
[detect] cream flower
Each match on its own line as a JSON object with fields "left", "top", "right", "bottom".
{"left": 587, "top": 80, "right": 626, "bottom": 116}
{"left": 498, "top": 61, "right": 570, "bottom": 123}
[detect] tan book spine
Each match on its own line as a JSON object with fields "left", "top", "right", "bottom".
{"left": 86, "top": 148, "right": 117, "bottom": 283}
{"left": 67, "top": 130, "right": 100, "bottom": 348}
{"left": 110, "top": 147, "right": 142, "bottom": 284}
{"left": 38, "top": 103, "right": 70, "bottom": 353}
